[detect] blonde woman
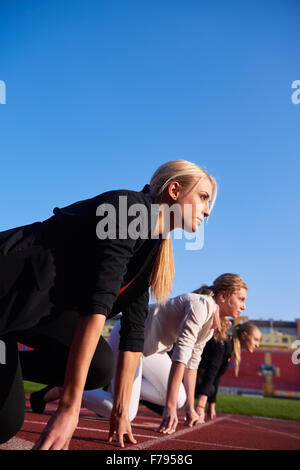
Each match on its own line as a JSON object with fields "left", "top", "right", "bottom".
{"left": 0, "top": 160, "right": 216, "bottom": 449}
{"left": 195, "top": 321, "right": 261, "bottom": 421}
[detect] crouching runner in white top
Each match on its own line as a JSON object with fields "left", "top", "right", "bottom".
{"left": 81, "top": 273, "right": 247, "bottom": 435}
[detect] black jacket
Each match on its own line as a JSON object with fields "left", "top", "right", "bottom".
{"left": 0, "top": 185, "right": 162, "bottom": 351}
{"left": 195, "top": 336, "right": 233, "bottom": 403}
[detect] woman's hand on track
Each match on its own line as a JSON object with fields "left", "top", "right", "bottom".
{"left": 32, "top": 406, "right": 79, "bottom": 450}
{"left": 207, "top": 402, "right": 217, "bottom": 420}
{"left": 194, "top": 406, "right": 206, "bottom": 424}
{"left": 108, "top": 412, "right": 137, "bottom": 448}
{"left": 184, "top": 408, "right": 204, "bottom": 427}
{"left": 156, "top": 407, "right": 178, "bottom": 434}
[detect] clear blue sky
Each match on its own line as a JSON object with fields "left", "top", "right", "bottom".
{"left": 1, "top": 0, "right": 299, "bottom": 321}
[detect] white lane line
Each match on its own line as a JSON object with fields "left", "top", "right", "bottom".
{"left": 125, "top": 416, "right": 230, "bottom": 451}
{"left": 170, "top": 438, "right": 258, "bottom": 450}
{"left": 18, "top": 421, "right": 256, "bottom": 451}
{"left": 253, "top": 415, "right": 299, "bottom": 423}
{"left": 24, "top": 416, "right": 258, "bottom": 450}
{"left": 134, "top": 416, "right": 162, "bottom": 422}
{"left": 0, "top": 437, "right": 33, "bottom": 450}
{"left": 132, "top": 422, "right": 162, "bottom": 428}
{"left": 24, "top": 420, "right": 159, "bottom": 440}
{"left": 226, "top": 417, "right": 300, "bottom": 441}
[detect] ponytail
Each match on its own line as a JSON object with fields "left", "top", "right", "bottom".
{"left": 232, "top": 336, "right": 241, "bottom": 376}
{"left": 193, "top": 285, "right": 214, "bottom": 296}
{"left": 232, "top": 321, "right": 258, "bottom": 376}
{"left": 149, "top": 160, "right": 217, "bottom": 304}
{"left": 149, "top": 235, "right": 175, "bottom": 304}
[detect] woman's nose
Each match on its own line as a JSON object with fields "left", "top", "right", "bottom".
{"left": 204, "top": 202, "right": 210, "bottom": 218}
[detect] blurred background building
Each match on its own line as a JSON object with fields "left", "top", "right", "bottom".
{"left": 219, "top": 317, "right": 300, "bottom": 399}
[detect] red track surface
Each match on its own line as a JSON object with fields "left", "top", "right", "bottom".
{"left": 1, "top": 394, "right": 300, "bottom": 451}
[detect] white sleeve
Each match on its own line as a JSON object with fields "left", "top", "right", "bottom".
{"left": 186, "top": 330, "right": 214, "bottom": 369}
{"left": 171, "top": 296, "right": 211, "bottom": 369}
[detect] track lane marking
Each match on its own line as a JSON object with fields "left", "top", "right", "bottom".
{"left": 23, "top": 420, "right": 159, "bottom": 440}
{"left": 170, "top": 438, "right": 258, "bottom": 450}
{"left": 125, "top": 415, "right": 230, "bottom": 450}
{"left": 226, "top": 416, "right": 300, "bottom": 441}
{"left": 0, "top": 437, "right": 33, "bottom": 450}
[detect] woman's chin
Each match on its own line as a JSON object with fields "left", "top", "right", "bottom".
{"left": 183, "top": 225, "right": 196, "bottom": 233}
{"left": 191, "top": 222, "right": 199, "bottom": 233}
{"left": 182, "top": 219, "right": 199, "bottom": 233}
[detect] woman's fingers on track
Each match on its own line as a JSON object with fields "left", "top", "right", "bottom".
{"left": 32, "top": 407, "right": 78, "bottom": 450}
{"left": 124, "top": 431, "right": 137, "bottom": 444}
{"left": 162, "top": 418, "right": 177, "bottom": 434}
{"left": 108, "top": 429, "right": 137, "bottom": 447}
{"left": 157, "top": 414, "right": 178, "bottom": 434}
{"left": 118, "top": 431, "right": 137, "bottom": 447}
{"left": 156, "top": 418, "right": 169, "bottom": 433}
{"left": 62, "top": 439, "right": 71, "bottom": 450}
{"left": 108, "top": 429, "right": 115, "bottom": 443}
{"left": 32, "top": 433, "right": 55, "bottom": 450}
{"left": 33, "top": 436, "right": 61, "bottom": 450}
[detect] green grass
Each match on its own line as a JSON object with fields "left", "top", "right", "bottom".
{"left": 24, "top": 381, "right": 47, "bottom": 393}
{"left": 213, "top": 393, "right": 300, "bottom": 421}
{"left": 24, "top": 381, "right": 300, "bottom": 421}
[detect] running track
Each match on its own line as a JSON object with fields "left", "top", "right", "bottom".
{"left": 1, "top": 395, "right": 300, "bottom": 451}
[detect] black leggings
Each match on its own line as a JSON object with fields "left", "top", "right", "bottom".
{"left": 0, "top": 312, "right": 114, "bottom": 444}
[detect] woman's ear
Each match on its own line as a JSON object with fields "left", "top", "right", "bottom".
{"left": 240, "top": 330, "right": 248, "bottom": 345}
{"left": 218, "top": 291, "right": 227, "bottom": 304}
{"left": 167, "top": 181, "right": 181, "bottom": 201}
